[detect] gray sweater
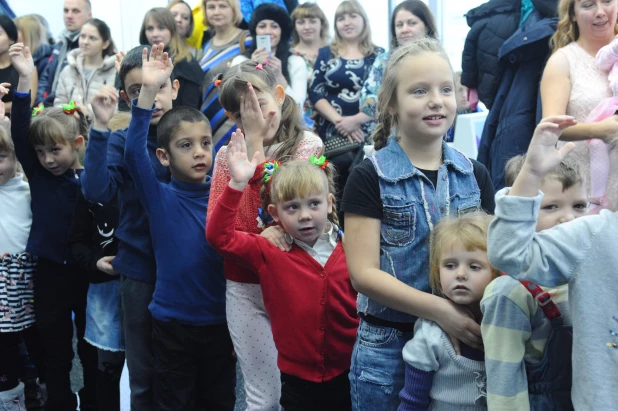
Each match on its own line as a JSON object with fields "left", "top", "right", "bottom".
{"left": 488, "top": 188, "right": 618, "bottom": 410}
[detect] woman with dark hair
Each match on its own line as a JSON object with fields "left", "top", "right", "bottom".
{"left": 232, "top": 3, "right": 308, "bottom": 107}
{"left": 167, "top": 0, "right": 203, "bottom": 60}
{"left": 359, "top": 0, "right": 438, "bottom": 134}
{"left": 54, "top": 18, "right": 117, "bottom": 120}
{"left": 139, "top": 7, "right": 205, "bottom": 110}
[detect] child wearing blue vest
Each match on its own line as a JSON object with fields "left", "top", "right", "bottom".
{"left": 81, "top": 44, "right": 178, "bottom": 409}
{"left": 121, "top": 44, "right": 233, "bottom": 410}
{"left": 7, "top": 42, "right": 98, "bottom": 411}
{"left": 341, "top": 38, "right": 495, "bottom": 410}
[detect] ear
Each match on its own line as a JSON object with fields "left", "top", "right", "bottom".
{"left": 387, "top": 102, "right": 397, "bottom": 117}
{"left": 267, "top": 203, "right": 280, "bottom": 223}
{"left": 171, "top": 79, "right": 180, "bottom": 101}
{"left": 74, "top": 135, "right": 85, "bottom": 150}
{"left": 102, "top": 40, "right": 111, "bottom": 52}
{"left": 156, "top": 148, "right": 171, "bottom": 167}
{"left": 327, "top": 192, "right": 334, "bottom": 215}
{"left": 120, "top": 90, "right": 130, "bottom": 106}
{"left": 274, "top": 85, "right": 285, "bottom": 106}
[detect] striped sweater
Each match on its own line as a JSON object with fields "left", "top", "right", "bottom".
{"left": 481, "top": 276, "right": 570, "bottom": 410}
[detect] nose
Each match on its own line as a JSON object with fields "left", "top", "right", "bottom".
{"left": 428, "top": 90, "right": 444, "bottom": 108}
{"left": 44, "top": 153, "right": 54, "bottom": 164}
{"left": 299, "top": 207, "right": 311, "bottom": 221}
{"left": 558, "top": 211, "right": 574, "bottom": 224}
{"left": 456, "top": 266, "right": 467, "bottom": 280}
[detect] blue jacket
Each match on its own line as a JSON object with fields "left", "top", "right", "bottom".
{"left": 124, "top": 103, "right": 225, "bottom": 326}
{"left": 11, "top": 92, "right": 82, "bottom": 263}
{"left": 80, "top": 117, "right": 170, "bottom": 284}
{"left": 36, "top": 34, "right": 80, "bottom": 106}
{"left": 477, "top": 14, "right": 557, "bottom": 190}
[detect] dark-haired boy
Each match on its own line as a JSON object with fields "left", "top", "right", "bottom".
{"left": 80, "top": 44, "right": 179, "bottom": 410}
{"left": 123, "top": 44, "right": 234, "bottom": 410}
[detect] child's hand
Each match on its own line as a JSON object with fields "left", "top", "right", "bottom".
{"left": 114, "top": 50, "right": 126, "bottom": 74}
{"left": 240, "top": 82, "right": 277, "bottom": 143}
{"left": 96, "top": 256, "right": 119, "bottom": 276}
{"left": 524, "top": 116, "right": 577, "bottom": 178}
{"left": 227, "top": 128, "right": 261, "bottom": 191}
{"left": 436, "top": 299, "right": 483, "bottom": 352}
{"left": 8, "top": 43, "right": 34, "bottom": 79}
{"left": 261, "top": 226, "right": 291, "bottom": 251}
{"left": 91, "top": 85, "right": 119, "bottom": 130}
{"left": 141, "top": 44, "right": 173, "bottom": 91}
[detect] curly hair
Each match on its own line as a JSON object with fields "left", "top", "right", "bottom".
{"left": 551, "top": 0, "right": 618, "bottom": 52}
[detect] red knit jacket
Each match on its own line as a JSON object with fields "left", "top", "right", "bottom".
{"left": 206, "top": 133, "right": 323, "bottom": 284}
{"left": 207, "top": 186, "right": 359, "bottom": 382}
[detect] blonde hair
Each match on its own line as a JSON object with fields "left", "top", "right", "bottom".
{"left": 108, "top": 112, "right": 132, "bottom": 132}
{"left": 202, "top": 0, "right": 244, "bottom": 27}
{"left": 291, "top": 3, "right": 329, "bottom": 47}
{"left": 372, "top": 37, "right": 451, "bottom": 150}
{"left": 262, "top": 159, "right": 339, "bottom": 227}
{"left": 167, "top": 0, "right": 195, "bottom": 40}
{"left": 140, "top": 8, "right": 193, "bottom": 63}
{"left": 429, "top": 212, "right": 499, "bottom": 295}
{"left": 330, "top": 0, "right": 377, "bottom": 59}
{"left": 551, "top": 0, "right": 618, "bottom": 52}
{"left": 217, "top": 60, "right": 311, "bottom": 159}
{"left": 0, "top": 126, "right": 14, "bottom": 160}
{"left": 14, "top": 15, "right": 46, "bottom": 56}
{"left": 28, "top": 107, "right": 89, "bottom": 156}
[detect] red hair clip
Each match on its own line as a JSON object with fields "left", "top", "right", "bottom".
{"left": 256, "top": 63, "right": 264, "bottom": 71}
{"left": 214, "top": 79, "right": 222, "bottom": 87}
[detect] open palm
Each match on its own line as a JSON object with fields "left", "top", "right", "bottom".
{"left": 227, "top": 129, "right": 260, "bottom": 186}
{"left": 141, "top": 44, "right": 174, "bottom": 89}
{"left": 8, "top": 44, "right": 33, "bottom": 78}
{"left": 526, "top": 116, "right": 577, "bottom": 176}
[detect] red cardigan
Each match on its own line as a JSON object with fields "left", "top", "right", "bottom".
{"left": 207, "top": 185, "right": 359, "bottom": 383}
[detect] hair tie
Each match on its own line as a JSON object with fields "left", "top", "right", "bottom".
{"left": 62, "top": 101, "right": 78, "bottom": 115}
{"left": 31, "top": 103, "right": 44, "bottom": 118}
{"left": 256, "top": 63, "right": 264, "bottom": 71}
{"left": 309, "top": 155, "right": 329, "bottom": 170}
{"left": 263, "top": 160, "right": 280, "bottom": 183}
{"left": 263, "top": 59, "right": 269, "bottom": 67}
{"left": 214, "top": 79, "right": 222, "bottom": 87}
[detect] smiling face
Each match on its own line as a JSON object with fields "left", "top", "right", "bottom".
{"left": 335, "top": 12, "right": 364, "bottom": 42}
{"left": 573, "top": 0, "right": 618, "bottom": 42}
{"left": 536, "top": 179, "right": 588, "bottom": 231}
{"left": 79, "top": 23, "right": 109, "bottom": 59}
{"left": 391, "top": 52, "right": 457, "bottom": 143}
{"left": 394, "top": 9, "right": 427, "bottom": 45}
{"left": 157, "top": 121, "right": 213, "bottom": 183}
{"left": 170, "top": 2, "right": 192, "bottom": 38}
{"left": 256, "top": 19, "right": 282, "bottom": 49}
{"left": 121, "top": 68, "right": 179, "bottom": 126}
{"left": 438, "top": 240, "right": 495, "bottom": 306}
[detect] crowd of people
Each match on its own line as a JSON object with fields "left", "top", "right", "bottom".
{"left": 0, "top": 0, "right": 617, "bottom": 410}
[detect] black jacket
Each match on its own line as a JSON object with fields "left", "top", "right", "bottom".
{"left": 69, "top": 191, "right": 119, "bottom": 284}
{"left": 461, "top": 0, "right": 557, "bottom": 109}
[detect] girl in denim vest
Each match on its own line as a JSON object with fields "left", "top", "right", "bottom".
{"left": 341, "top": 38, "right": 495, "bottom": 410}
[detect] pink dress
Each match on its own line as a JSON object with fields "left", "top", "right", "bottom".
{"left": 558, "top": 42, "right": 618, "bottom": 211}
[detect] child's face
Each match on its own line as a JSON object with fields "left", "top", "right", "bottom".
{"left": 439, "top": 240, "right": 494, "bottom": 306}
{"left": 122, "top": 68, "right": 179, "bottom": 126}
{"left": 34, "top": 140, "right": 82, "bottom": 176}
{"left": 390, "top": 53, "right": 456, "bottom": 143}
{"left": 232, "top": 86, "right": 284, "bottom": 144}
{"left": 536, "top": 179, "right": 588, "bottom": 232}
{"left": 0, "top": 151, "right": 16, "bottom": 184}
{"left": 156, "top": 121, "right": 213, "bottom": 184}
{"left": 268, "top": 192, "right": 334, "bottom": 247}
{"left": 79, "top": 23, "right": 108, "bottom": 59}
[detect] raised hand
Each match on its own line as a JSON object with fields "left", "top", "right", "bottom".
{"left": 226, "top": 128, "right": 261, "bottom": 191}
{"left": 91, "top": 85, "right": 119, "bottom": 130}
{"left": 114, "top": 50, "right": 126, "bottom": 74}
{"left": 8, "top": 43, "right": 34, "bottom": 79}
{"left": 525, "top": 116, "right": 577, "bottom": 178}
{"left": 141, "top": 43, "right": 173, "bottom": 90}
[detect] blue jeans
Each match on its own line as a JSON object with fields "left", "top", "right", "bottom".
{"left": 349, "top": 319, "right": 414, "bottom": 411}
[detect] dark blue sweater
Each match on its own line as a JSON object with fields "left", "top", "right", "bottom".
{"left": 124, "top": 103, "right": 225, "bottom": 326}
{"left": 11, "top": 92, "right": 82, "bottom": 263}
{"left": 80, "top": 112, "right": 170, "bottom": 284}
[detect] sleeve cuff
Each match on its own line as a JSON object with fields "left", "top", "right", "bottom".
{"left": 219, "top": 184, "right": 245, "bottom": 209}
{"left": 14, "top": 90, "right": 30, "bottom": 98}
{"left": 130, "top": 98, "right": 156, "bottom": 115}
{"left": 494, "top": 187, "right": 543, "bottom": 222}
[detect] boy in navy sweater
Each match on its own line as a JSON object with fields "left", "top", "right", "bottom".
{"left": 122, "top": 44, "right": 234, "bottom": 410}
{"left": 80, "top": 45, "right": 178, "bottom": 410}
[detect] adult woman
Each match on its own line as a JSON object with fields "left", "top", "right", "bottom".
{"left": 541, "top": 0, "right": 618, "bottom": 211}
{"left": 308, "top": 0, "right": 383, "bottom": 197}
{"left": 15, "top": 15, "right": 53, "bottom": 80}
{"left": 54, "top": 18, "right": 117, "bottom": 120}
{"left": 140, "top": 7, "right": 205, "bottom": 110}
{"left": 359, "top": 0, "right": 437, "bottom": 134}
{"left": 199, "top": 0, "right": 251, "bottom": 150}
{"left": 231, "top": 3, "right": 307, "bottom": 107}
{"left": 167, "top": 0, "right": 202, "bottom": 60}
{"left": 290, "top": 3, "right": 329, "bottom": 122}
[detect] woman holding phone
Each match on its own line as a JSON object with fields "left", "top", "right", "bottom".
{"left": 231, "top": 3, "right": 308, "bottom": 107}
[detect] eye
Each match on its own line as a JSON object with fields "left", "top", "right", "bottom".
{"left": 310, "top": 200, "right": 321, "bottom": 207}
{"left": 442, "top": 87, "right": 453, "bottom": 94}
{"left": 134, "top": 88, "right": 141, "bottom": 96}
{"left": 202, "top": 140, "right": 211, "bottom": 147}
{"left": 52, "top": 147, "right": 61, "bottom": 153}
{"left": 574, "top": 203, "right": 588, "bottom": 210}
{"left": 413, "top": 89, "right": 426, "bottom": 95}
{"left": 541, "top": 204, "right": 558, "bottom": 211}
{"left": 444, "top": 262, "right": 457, "bottom": 270}
{"left": 470, "top": 264, "right": 482, "bottom": 271}
{"left": 181, "top": 142, "right": 191, "bottom": 149}
{"left": 286, "top": 204, "right": 298, "bottom": 211}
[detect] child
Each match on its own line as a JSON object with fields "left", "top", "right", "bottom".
{"left": 53, "top": 18, "right": 117, "bottom": 120}
{"left": 68, "top": 189, "right": 123, "bottom": 411}
{"left": 0, "top": 116, "right": 44, "bottom": 410}
{"left": 7, "top": 43, "right": 98, "bottom": 411}
{"left": 122, "top": 44, "right": 234, "bottom": 410}
{"left": 481, "top": 154, "right": 586, "bottom": 410}
{"left": 80, "top": 44, "right": 177, "bottom": 410}
{"left": 488, "top": 115, "right": 618, "bottom": 409}
{"left": 207, "top": 131, "right": 359, "bottom": 410}
{"left": 208, "top": 59, "right": 323, "bottom": 410}
{"left": 340, "top": 37, "right": 496, "bottom": 410}
{"left": 399, "top": 212, "right": 499, "bottom": 410}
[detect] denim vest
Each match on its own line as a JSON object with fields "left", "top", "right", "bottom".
{"left": 360, "top": 138, "right": 481, "bottom": 323}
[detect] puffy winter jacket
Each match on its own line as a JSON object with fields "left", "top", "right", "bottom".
{"left": 53, "top": 48, "right": 118, "bottom": 118}
{"left": 36, "top": 32, "right": 81, "bottom": 107}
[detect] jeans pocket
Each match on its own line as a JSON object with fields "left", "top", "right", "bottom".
{"left": 358, "top": 368, "right": 394, "bottom": 395}
{"left": 358, "top": 322, "right": 398, "bottom": 348}
{"left": 381, "top": 203, "right": 416, "bottom": 246}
